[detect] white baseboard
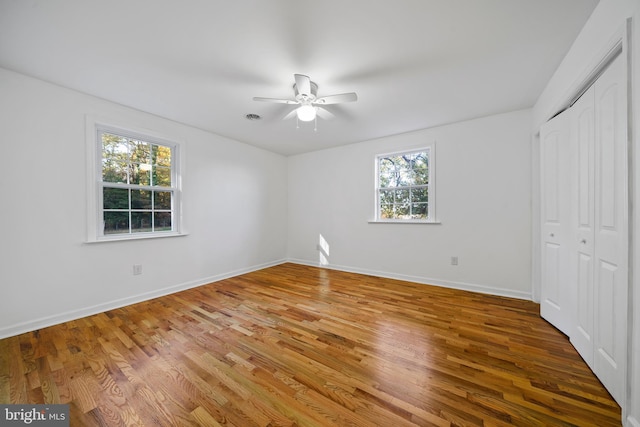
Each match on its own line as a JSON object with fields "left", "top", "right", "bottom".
{"left": 0, "top": 259, "right": 287, "bottom": 340}
{"left": 287, "top": 258, "right": 533, "bottom": 301}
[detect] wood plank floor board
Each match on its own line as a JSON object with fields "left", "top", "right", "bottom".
{"left": 0, "top": 263, "right": 621, "bottom": 426}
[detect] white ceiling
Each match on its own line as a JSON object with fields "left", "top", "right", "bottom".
{"left": 0, "top": 0, "right": 599, "bottom": 156}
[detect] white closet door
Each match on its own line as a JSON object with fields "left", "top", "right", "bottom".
{"left": 540, "top": 52, "right": 628, "bottom": 407}
{"left": 539, "top": 111, "right": 573, "bottom": 336}
{"left": 570, "top": 85, "right": 596, "bottom": 369}
{"left": 592, "top": 54, "right": 627, "bottom": 404}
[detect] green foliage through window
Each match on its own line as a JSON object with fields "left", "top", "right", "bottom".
{"left": 100, "top": 130, "right": 175, "bottom": 235}
{"left": 377, "top": 149, "right": 430, "bottom": 220}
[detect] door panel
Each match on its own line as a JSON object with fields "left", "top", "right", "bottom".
{"left": 576, "top": 91, "right": 594, "bottom": 230}
{"left": 575, "top": 251, "right": 594, "bottom": 365}
{"left": 597, "top": 85, "right": 617, "bottom": 230}
{"left": 540, "top": 112, "right": 572, "bottom": 336}
{"left": 570, "top": 85, "right": 595, "bottom": 368}
{"left": 543, "top": 132, "right": 560, "bottom": 224}
{"left": 592, "top": 54, "right": 627, "bottom": 405}
{"left": 542, "top": 242, "right": 561, "bottom": 309}
{"left": 596, "top": 261, "right": 616, "bottom": 363}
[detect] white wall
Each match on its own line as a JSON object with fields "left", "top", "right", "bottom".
{"left": 0, "top": 68, "right": 288, "bottom": 338}
{"left": 287, "top": 109, "right": 532, "bottom": 299}
{"left": 533, "top": 0, "right": 638, "bottom": 128}
{"left": 532, "top": 0, "right": 640, "bottom": 424}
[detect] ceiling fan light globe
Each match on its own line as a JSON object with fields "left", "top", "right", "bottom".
{"left": 296, "top": 105, "right": 316, "bottom": 122}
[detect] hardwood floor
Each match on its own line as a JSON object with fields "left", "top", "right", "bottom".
{"left": 0, "top": 263, "right": 621, "bottom": 426}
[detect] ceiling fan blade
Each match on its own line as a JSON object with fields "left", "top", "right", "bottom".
{"left": 316, "top": 107, "right": 335, "bottom": 120}
{"left": 294, "top": 74, "right": 311, "bottom": 97}
{"left": 282, "top": 108, "right": 298, "bottom": 120}
{"left": 253, "top": 97, "right": 298, "bottom": 105}
{"left": 314, "top": 92, "right": 358, "bottom": 105}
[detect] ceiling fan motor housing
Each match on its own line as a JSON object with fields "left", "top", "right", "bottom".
{"left": 294, "top": 81, "right": 318, "bottom": 102}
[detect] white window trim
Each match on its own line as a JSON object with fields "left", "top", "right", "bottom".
{"left": 370, "top": 143, "right": 438, "bottom": 224}
{"left": 85, "top": 115, "right": 187, "bottom": 242}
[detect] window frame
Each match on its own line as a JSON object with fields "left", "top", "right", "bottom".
{"left": 86, "top": 117, "right": 185, "bottom": 242}
{"left": 372, "top": 144, "right": 437, "bottom": 224}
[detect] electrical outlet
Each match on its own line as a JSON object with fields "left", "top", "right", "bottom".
{"left": 133, "top": 264, "right": 143, "bottom": 275}
{"left": 451, "top": 256, "right": 458, "bottom": 266}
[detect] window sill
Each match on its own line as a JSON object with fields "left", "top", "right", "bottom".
{"left": 85, "top": 232, "right": 189, "bottom": 243}
{"left": 368, "top": 220, "right": 441, "bottom": 225}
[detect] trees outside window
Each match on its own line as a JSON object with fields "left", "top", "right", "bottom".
{"left": 97, "top": 127, "right": 179, "bottom": 238}
{"left": 376, "top": 147, "right": 435, "bottom": 222}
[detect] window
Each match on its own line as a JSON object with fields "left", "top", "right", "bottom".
{"left": 375, "top": 146, "right": 435, "bottom": 222}
{"left": 88, "top": 122, "right": 183, "bottom": 241}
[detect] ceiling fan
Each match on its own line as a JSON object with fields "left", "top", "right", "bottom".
{"left": 253, "top": 74, "right": 357, "bottom": 122}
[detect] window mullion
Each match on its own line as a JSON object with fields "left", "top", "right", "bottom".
{"left": 128, "top": 188, "right": 132, "bottom": 234}
{"left": 101, "top": 182, "right": 173, "bottom": 192}
{"left": 151, "top": 190, "right": 155, "bottom": 232}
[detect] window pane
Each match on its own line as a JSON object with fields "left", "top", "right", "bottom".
{"left": 379, "top": 188, "right": 394, "bottom": 219}
{"left": 102, "top": 159, "right": 128, "bottom": 183}
{"left": 154, "top": 191, "right": 172, "bottom": 210}
{"left": 379, "top": 153, "right": 427, "bottom": 188}
{"left": 398, "top": 169, "right": 415, "bottom": 186}
{"left": 379, "top": 188, "right": 394, "bottom": 204}
{"left": 414, "top": 169, "right": 428, "bottom": 185}
{"left": 411, "top": 203, "right": 428, "bottom": 219}
{"left": 130, "top": 140, "right": 150, "bottom": 164}
{"left": 131, "top": 212, "right": 152, "bottom": 233}
{"left": 395, "top": 189, "right": 410, "bottom": 204}
{"left": 379, "top": 205, "right": 395, "bottom": 219}
{"left": 103, "top": 187, "right": 129, "bottom": 209}
{"left": 104, "top": 211, "right": 129, "bottom": 234}
{"left": 379, "top": 158, "right": 399, "bottom": 188}
{"left": 102, "top": 134, "right": 128, "bottom": 158}
{"left": 154, "top": 212, "right": 172, "bottom": 231}
{"left": 395, "top": 203, "right": 410, "bottom": 218}
{"left": 411, "top": 187, "right": 428, "bottom": 203}
{"left": 130, "top": 163, "right": 151, "bottom": 185}
{"left": 413, "top": 153, "right": 428, "bottom": 169}
{"left": 379, "top": 157, "right": 395, "bottom": 171}
{"left": 153, "top": 145, "right": 172, "bottom": 167}
{"left": 380, "top": 171, "right": 397, "bottom": 188}
{"left": 131, "top": 190, "right": 151, "bottom": 209}
{"left": 396, "top": 155, "right": 412, "bottom": 171}
{"left": 153, "top": 166, "right": 171, "bottom": 186}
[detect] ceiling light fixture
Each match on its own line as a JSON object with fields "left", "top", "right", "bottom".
{"left": 296, "top": 104, "right": 316, "bottom": 122}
